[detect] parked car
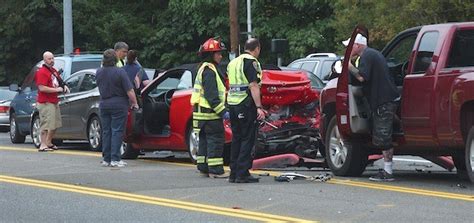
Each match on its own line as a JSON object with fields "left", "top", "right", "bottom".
{"left": 288, "top": 53, "right": 340, "bottom": 82}
{"left": 123, "top": 64, "right": 322, "bottom": 162}
{"left": 319, "top": 23, "right": 474, "bottom": 182}
{"left": 0, "top": 87, "right": 17, "bottom": 132}
{"left": 9, "top": 53, "right": 102, "bottom": 144}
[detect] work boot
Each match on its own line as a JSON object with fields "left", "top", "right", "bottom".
{"left": 199, "top": 171, "right": 209, "bottom": 177}
{"left": 209, "top": 172, "right": 230, "bottom": 179}
{"left": 235, "top": 175, "right": 260, "bottom": 183}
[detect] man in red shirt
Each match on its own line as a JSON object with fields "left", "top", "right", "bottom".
{"left": 35, "top": 51, "right": 69, "bottom": 152}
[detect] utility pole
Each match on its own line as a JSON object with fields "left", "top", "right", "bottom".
{"left": 63, "top": 0, "right": 73, "bottom": 54}
{"left": 246, "top": 0, "right": 252, "bottom": 40}
{"left": 229, "top": 0, "right": 239, "bottom": 59}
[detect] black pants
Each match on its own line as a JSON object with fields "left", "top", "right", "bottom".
{"left": 196, "top": 119, "right": 225, "bottom": 174}
{"left": 229, "top": 99, "right": 258, "bottom": 179}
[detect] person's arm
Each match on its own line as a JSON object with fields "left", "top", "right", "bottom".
{"left": 244, "top": 59, "right": 266, "bottom": 120}
{"left": 202, "top": 68, "right": 226, "bottom": 116}
{"left": 38, "top": 85, "right": 63, "bottom": 93}
{"left": 120, "top": 70, "right": 138, "bottom": 109}
{"left": 127, "top": 89, "right": 138, "bottom": 109}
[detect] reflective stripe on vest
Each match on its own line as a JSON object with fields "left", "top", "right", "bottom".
{"left": 190, "top": 62, "right": 226, "bottom": 120}
{"left": 227, "top": 54, "right": 262, "bottom": 105}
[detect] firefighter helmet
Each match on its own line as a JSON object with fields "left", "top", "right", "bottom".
{"left": 198, "top": 37, "right": 226, "bottom": 54}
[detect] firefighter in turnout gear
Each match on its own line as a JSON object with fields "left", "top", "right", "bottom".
{"left": 190, "top": 37, "right": 230, "bottom": 178}
{"left": 226, "top": 38, "right": 266, "bottom": 183}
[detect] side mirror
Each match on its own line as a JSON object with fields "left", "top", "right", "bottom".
{"left": 327, "top": 60, "right": 343, "bottom": 80}
{"left": 9, "top": 83, "right": 19, "bottom": 92}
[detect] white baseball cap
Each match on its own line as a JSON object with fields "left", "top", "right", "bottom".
{"left": 342, "top": 34, "right": 367, "bottom": 46}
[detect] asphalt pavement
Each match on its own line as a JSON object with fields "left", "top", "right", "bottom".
{"left": 0, "top": 133, "right": 472, "bottom": 222}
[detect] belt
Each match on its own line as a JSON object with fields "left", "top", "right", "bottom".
{"left": 193, "top": 105, "right": 214, "bottom": 113}
{"left": 229, "top": 86, "right": 249, "bottom": 92}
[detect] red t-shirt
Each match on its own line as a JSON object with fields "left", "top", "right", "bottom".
{"left": 36, "top": 65, "right": 61, "bottom": 104}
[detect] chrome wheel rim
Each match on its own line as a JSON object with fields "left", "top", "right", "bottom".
{"left": 88, "top": 119, "right": 101, "bottom": 149}
{"left": 470, "top": 137, "right": 474, "bottom": 172}
{"left": 32, "top": 117, "right": 41, "bottom": 147}
{"left": 189, "top": 130, "right": 199, "bottom": 161}
{"left": 329, "top": 125, "right": 347, "bottom": 169}
{"left": 10, "top": 117, "right": 16, "bottom": 139}
{"left": 120, "top": 142, "right": 127, "bottom": 155}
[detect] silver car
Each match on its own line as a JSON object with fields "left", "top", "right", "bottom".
{"left": 30, "top": 69, "right": 102, "bottom": 150}
{"left": 0, "top": 87, "right": 17, "bottom": 131}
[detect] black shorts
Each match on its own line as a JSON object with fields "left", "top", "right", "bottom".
{"left": 372, "top": 102, "right": 397, "bottom": 150}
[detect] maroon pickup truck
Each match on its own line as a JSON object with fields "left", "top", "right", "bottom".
{"left": 319, "top": 22, "right": 474, "bottom": 182}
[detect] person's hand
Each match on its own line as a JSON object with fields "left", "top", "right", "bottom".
{"left": 63, "top": 85, "right": 70, "bottom": 94}
{"left": 56, "top": 87, "right": 64, "bottom": 93}
{"left": 131, "top": 104, "right": 139, "bottom": 110}
{"left": 256, "top": 107, "right": 266, "bottom": 120}
{"left": 222, "top": 111, "right": 230, "bottom": 120}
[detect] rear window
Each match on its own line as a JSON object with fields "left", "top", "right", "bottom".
{"left": 0, "top": 89, "right": 17, "bottom": 100}
{"left": 301, "top": 61, "right": 318, "bottom": 74}
{"left": 447, "top": 29, "right": 474, "bottom": 68}
{"left": 71, "top": 61, "right": 102, "bottom": 74}
{"left": 320, "top": 60, "right": 334, "bottom": 79}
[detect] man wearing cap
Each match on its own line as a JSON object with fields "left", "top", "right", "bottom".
{"left": 348, "top": 33, "right": 400, "bottom": 182}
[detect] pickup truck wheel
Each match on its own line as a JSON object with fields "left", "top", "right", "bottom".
{"left": 187, "top": 126, "right": 199, "bottom": 164}
{"left": 465, "top": 126, "right": 474, "bottom": 183}
{"left": 121, "top": 142, "right": 139, "bottom": 159}
{"left": 10, "top": 113, "right": 26, "bottom": 144}
{"left": 325, "top": 116, "right": 368, "bottom": 176}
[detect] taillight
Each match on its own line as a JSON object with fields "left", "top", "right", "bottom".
{"left": 0, "top": 106, "right": 9, "bottom": 113}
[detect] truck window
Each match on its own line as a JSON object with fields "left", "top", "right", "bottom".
{"left": 413, "top": 31, "right": 439, "bottom": 74}
{"left": 447, "top": 29, "right": 474, "bottom": 68}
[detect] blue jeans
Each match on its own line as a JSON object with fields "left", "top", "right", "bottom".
{"left": 100, "top": 108, "right": 127, "bottom": 162}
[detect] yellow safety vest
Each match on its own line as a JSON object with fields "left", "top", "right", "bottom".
{"left": 226, "top": 53, "right": 262, "bottom": 105}
{"left": 190, "top": 62, "right": 226, "bottom": 121}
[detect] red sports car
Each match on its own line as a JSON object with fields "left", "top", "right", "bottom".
{"left": 123, "top": 64, "right": 323, "bottom": 163}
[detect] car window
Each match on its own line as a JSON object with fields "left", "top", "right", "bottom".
{"left": 54, "top": 59, "right": 66, "bottom": 75}
{"left": 177, "top": 70, "right": 193, "bottom": 90}
{"left": 65, "top": 74, "right": 83, "bottom": 93}
{"left": 21, "top": 66, "right": 40, "bottom": 92}
{"left": 149, "top": 76, "right": 180, "bottom": 96}
{"left": 288, "top": 62, "right": 302, "bottom": 69}
{"left": 320, "top": 60, "right": 334, "bottom": 80}
{"left": 305, "top": 71, "right": 325, "bottom": 89}
{"left": 0, "top": 89, "right": 17, "bottom": 100}
{"left": 79, "top": 73, "right": 97, "bottom": 92}
{"left": 446, "top": 29, "right": 474, "bottom": 68}
{"left": 412, "top": 31, "right": 439, "bottom": 74}
{"left": 71, "top": 61, "right": 102, "bottom": 74}
{"left": 385, "top": 34, "right": 417, "bottom": 67}
{"left": 301, "top": 61, "right": 318, "bottom": 74}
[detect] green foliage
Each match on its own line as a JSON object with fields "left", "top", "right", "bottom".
{"left": 0, "top": 0, "right": 473, "bottom": 85}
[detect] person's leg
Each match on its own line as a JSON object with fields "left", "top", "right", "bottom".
{"left": 110, "top": 109, "right": 127, "bottom": 163}
{"left": 100, "top": 108, "right": 112, "bottom": 163}
{"left": 229, "top": 105, "right": 242, "bottom": 180}
{"left": 46, "top": 129, "right": 56, "bottom": 147}
{"left": 37, "top": 103, "right": 51, "bottom": 151}
{"left": 46, "top": 103, "right": 62, "bottom": 149}
{"left": 235, "top": 104, "right": 258, "bottom": 182}
{"left": 370, "top": 102, "right": 397, "bottom": 181}
{"left": 206, "top": 119, "right": 225, "bottom": 175}
{"left": 196, "top": 120, "right": 209, "bottom": 174}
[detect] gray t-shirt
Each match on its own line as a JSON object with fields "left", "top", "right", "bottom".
{"left": 358, "top": 47, "right": 400, "bottom": 111}
{"left": 96, "top": 66, "right": 133, "bottom": 110}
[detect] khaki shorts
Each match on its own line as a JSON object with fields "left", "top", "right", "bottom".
{"left": 37, "top": 103, "right": 62, "bottom": 131}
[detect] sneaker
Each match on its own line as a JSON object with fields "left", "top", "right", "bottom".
{"left": 100, "top": 161, "right": 110, "bottom": 167}
{"left": 110, "top": 161, "right": 126, "bottom": 168}
{"left": 369, "top": 170, "right": 395, "bottom": 182}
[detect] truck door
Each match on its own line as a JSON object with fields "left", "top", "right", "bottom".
{"left": 401, "top": 31, "right": 440, "bottom": 146}
{"left": 336, "top": 27, "right": 371, "bottom": 139}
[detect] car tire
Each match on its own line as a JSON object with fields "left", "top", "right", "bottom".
{"left": 87, "top": 116, "right": 102, "bottom": 151}
{"left": 10, "top": 113, "right": 26, "bottom": 144}
{"left": 325, "top": 116, "right": 368, "bottom": 176}
{"left": 121, "top": 142, "right": 139, "bottom": 159}
{"left": 464, "top": 126, "right": 474, "bottom": 183}
{"left": 31, "top": 115, "right": 41, "bottom": 148}
{"left": 186, "top": 125, "right": 199, "bottom": 164}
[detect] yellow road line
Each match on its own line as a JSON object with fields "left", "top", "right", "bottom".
{"left": 0, "top": 145, "right": 101, "bottom": 157}
{"left": 0, "top": 175, "right": 315, "bottom": 223}
{"left": 2, "top": 145, "right": 473, "bottom": 202}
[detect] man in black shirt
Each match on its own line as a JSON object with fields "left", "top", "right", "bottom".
{"left": 349, "top": 34, "right": 400, "bottom": 182}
